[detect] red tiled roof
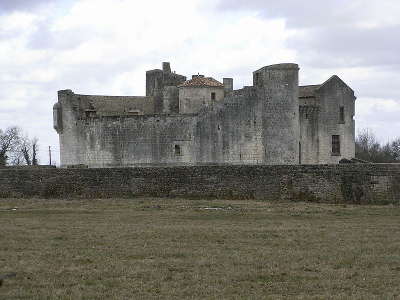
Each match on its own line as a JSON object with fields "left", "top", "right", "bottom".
{"left": 179, "top": 76, "right": 224, "bottom": 88}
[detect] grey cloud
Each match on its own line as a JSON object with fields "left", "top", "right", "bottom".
{"left": 290, "top": 24, "right": 400, "bottom": 99}
{"left": 360, "top": 110, "right": 400, "bottom": 124}
{"left": 0, "top": 0, "right": 56, "bottom": 13}
{"left": 352, "top": 72, "right": 400, "bottom": 100}
{"left": 217, "top": 0, "right": 400, "bottom": 100}
{"left": 217, "top": 0, "right": 356, "bottom": 28}
{"left": 217, "top": 0, "right": 400, "bottom": 68}
{"left": 289, "top": 25, "right": 400, "bottom": 68}
{"left": 27, "top": 22, "right": 95, "bottom": 50}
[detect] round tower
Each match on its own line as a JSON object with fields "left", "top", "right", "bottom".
{"left": 253, "top": 63, "right": 300, "bottom": 164}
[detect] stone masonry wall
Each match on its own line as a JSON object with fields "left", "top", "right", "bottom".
{"left": 179, "top": 86, "right": 225, "bottom": 114}
{"left": 194, "top": 87, "right": 264, "bottom": 164}
{"left": 71, "top": 114, "right": 197, "bottom": 167}
{"left": 254, "top": 64, "right": 300, "bottom": 164}
{"left": 299, "top": 105, "right": 319, "bottom": 164}
{"left": 55, "top": 64, "right": 356, "bottom": 167}
{"left": 57, "top": 85, "right": 265, "bottom": 167}
{"left": 317, "top": 77, "right": 356, "bottom": 163}
{"left": 1, "top": 164, "right": 399, "bottom": 204}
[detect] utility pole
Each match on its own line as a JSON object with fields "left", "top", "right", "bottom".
{"left": 49, "top": 146, "right": 52, "bottom": 166}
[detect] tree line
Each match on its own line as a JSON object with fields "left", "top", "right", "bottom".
{"left": 355, "top": 129, "right": 400, "bottom": 163}
{"left": 0, "top": 126, "right": 39, "bottom": 166}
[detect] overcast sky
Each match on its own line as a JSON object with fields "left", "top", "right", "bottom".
{"left": 1, "top": 0, "right": 399, "bottom": 164}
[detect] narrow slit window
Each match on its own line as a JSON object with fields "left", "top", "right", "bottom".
{"left": 299, "top": 142, "right": 302, "bottom": 164}
{"left": 255, "top": 73, "right": 260, "bottom": 86}
{"left": 174, "top": 145, "right": 181, "bottom": 156}
{"left": 332, "top": 135, "right": 340, "bottom": 155}
{"left": 211, "top": 92, "right": 216, "bottom": 101}
{"left": 339, "top": 106, "right": 345, "bottom": 123}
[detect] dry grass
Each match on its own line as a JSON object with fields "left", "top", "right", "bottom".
{"left": 0, "top": 198, "right": 400, "bottom": 299}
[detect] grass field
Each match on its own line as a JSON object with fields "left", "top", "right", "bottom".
{"left": 1, "top": 198, "right": 400, "bottom": 299}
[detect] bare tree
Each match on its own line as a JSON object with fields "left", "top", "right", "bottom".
{"left": 390, "top": 138, "right": 400, "bottom": 161}
{"left": 355, "top": 128, "right": 399, "bottom": 163}
{"left": 32, "top": 138, "right": 39, "bottom": 165}
{"left": 20, "top": 137, "right": 32, "bottom": 165}
{"left": 355, "top": 129, "right": 378, "bottom": 162}
{"left": 0, "top": 127, "right": 39, "bottom": 166}
{"left": 18, "top": 136, "right": 40, "bottom": 166}
{"left": 0, "top": 127, "right": 21, "bottom": 166}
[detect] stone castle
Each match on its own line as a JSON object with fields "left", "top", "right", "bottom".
{"left": 53, "top": 62, "right": 356, "bottom": 167}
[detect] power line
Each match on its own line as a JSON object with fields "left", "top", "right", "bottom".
{"left": 49, "top": 146, "right": 52, "bottom": 166}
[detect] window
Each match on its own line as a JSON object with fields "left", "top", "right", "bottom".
{"left": 339, "top": 106, "right": 345, "bottom": 123}
{"left": 332, "top": 135, "right": 340, "bottom": 155}
{"left": 299, "top": 142, "right": 302, "bottom": 164}
{"left": 174, "top": 145, "right": 181, "bottom": 156}
{"left": 128, "top": 109, "right": 141, "bottom": 115}
{"left": 85, "top": 110, "right": 96, "bottom": 118}
{"left": 255, "top": 73, "right": 260, "bottom": 86}
{"left": 211, "top": 92, "right": 216, "bottom": 101}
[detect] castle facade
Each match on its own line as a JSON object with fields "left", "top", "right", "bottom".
{"left": 53, "top": 62, "right": 356, "bottom": 167}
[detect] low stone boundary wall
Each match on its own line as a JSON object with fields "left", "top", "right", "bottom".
{"left": 0, "top": 164, "right": 399, "bottom": 204}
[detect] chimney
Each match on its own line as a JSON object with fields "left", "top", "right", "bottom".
{"left": 162, "top": 62, "right": 171, "bottom": 73}
{"left": 223, "top": 78, "right": 233, "bottom": 93}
